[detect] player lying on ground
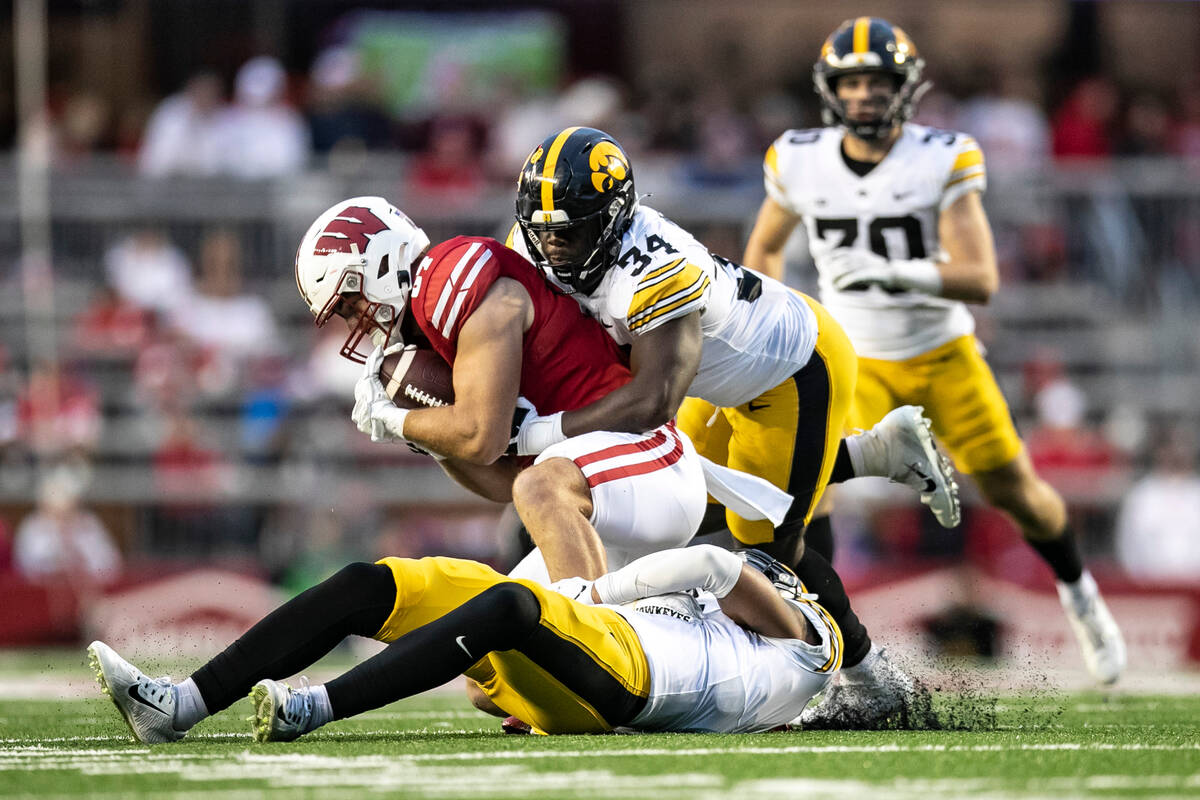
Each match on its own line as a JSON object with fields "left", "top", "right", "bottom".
{"left": 742, "top": 16, "right": 1124, "bottom": 691}
{"left": 89, "top": 545, "right": 841, "bottom": 742}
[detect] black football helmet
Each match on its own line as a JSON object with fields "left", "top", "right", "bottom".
{"left": 813, "top": 17, "right": 929, "bottom": 140}
{"left": 515, "top": 126, "right": 637, "bottom": 295}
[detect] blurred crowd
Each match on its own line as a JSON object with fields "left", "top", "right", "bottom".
{"left": 26, "top": 46, "right": 1200, "bottom": 300}
{"left": 3, "top": 47, "right": 1199, "bottom": 591}
{"left": 26, "top": 50, "right": 1200, "bottom": 180}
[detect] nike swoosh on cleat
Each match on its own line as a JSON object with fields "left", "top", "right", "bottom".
{"left": 455, "top": 635, "right": 473, "bottom": 659}
{"left": 747, "top": 401, "right": 769, "bottom": 412}
{"left": 127, "top": 683, "right": 172, "bottom": 716}
{"left": 907, "top": 462, "right": 936, "bottom": 493}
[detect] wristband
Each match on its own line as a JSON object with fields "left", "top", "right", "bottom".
{"left": 893, "top": 259, "right": 943, "bottom": 295}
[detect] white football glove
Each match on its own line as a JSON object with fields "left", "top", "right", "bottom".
{"left": 547, "top": 577, "right": 595, "bottom": 604}
{"left": 352, "top": 344, "right": 409, "bottom": 444}
{"left": 820, "top": 249, "right": 942, "bottom": 294}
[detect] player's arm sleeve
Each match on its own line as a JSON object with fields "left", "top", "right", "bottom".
{"left": 763, "top": 138, "right": 802, "bottom": 215}
{"left": 941, "top": 136, "right": 987, "bottom": 211}
{"left": 592, "top": 545, "right": 743, "bottom": 604}
{"left": 626, "top": 258, "right": 710, "bottom": 335}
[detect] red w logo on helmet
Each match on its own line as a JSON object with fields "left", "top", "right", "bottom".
{"left": 313, "top": 206, "right": 387, "bottom": 256}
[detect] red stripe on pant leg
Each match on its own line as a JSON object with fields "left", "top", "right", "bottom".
{"left": 584, "top": 433, "right": 684, "bottom": 488}
{"left": 573, "top": 428, "right": 668, "bottom": 469}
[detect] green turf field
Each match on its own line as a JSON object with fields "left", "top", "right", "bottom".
{"left": 2, "top": 686, "right": 1198, "bottom": 799}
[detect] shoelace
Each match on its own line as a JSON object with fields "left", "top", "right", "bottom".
{"left": 140, "top": 675, "right": 175, "bottom": 707}
{"left": 282, "top": 677, "right": 314, "bottom": 725}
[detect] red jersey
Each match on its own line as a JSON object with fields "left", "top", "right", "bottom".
{"left": 409, "top": 236, "right": 630, "bottom": 414}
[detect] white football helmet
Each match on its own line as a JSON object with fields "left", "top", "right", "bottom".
{"left": 295, "top": 196, "right": 430, "bottom": 362}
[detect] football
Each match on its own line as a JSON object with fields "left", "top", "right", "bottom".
{"left": 378, "top": 345, "right": 455, "bottom": 409}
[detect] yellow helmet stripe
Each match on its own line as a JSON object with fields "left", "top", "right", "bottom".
{"left": 541, "top": 126, "right": 581, "bottom": 212}
{"left": 951, "top": 148, "right": 984, "bottom": 173}
{"left": 764, "top": 143, "right": 780, "bottom": 176}
{"left": 852, "top": 16, "right": 871, "bottom": 53}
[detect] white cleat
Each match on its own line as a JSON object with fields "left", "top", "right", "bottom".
{"left": 798, "top": 646, "right": 933, "bottom": 730}
{"left": 249, "top": 678, "right": 316, "bottom": 742}
{"left": 87, "top": 640, "right": 186, "bottom": 744}
{"left": 1058, "top": 573, "right": 1126, "bottom": 685}
{"left": 854, "top": 405, "right": 961, "bottom": 528}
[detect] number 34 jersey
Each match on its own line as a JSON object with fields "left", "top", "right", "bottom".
{"left": 765, "top": 123, "right": 987, "bottom": 361}
{"left": 509, "top": 206, "right": 818, "bottom": 409}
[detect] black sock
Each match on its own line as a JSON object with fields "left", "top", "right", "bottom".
{"left": 829, "top": 441, "right": 855, "bottom": 483}
{"left": 794, "top": 546, "right": 872, "bottom": 668}
{"left": 804, "top": 515, "right": 835, "bottom": 563}
{"left": 326, "top": 582, "right": 542, "bottom": 720}
{"left": 1025, "top": 526, "right": 1084, "bottom": 583}
{"left": 190, "top": 562, "right": 396, "bottom": 714}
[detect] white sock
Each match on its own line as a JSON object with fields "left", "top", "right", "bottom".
{"left": 840, "top": 642, "right": 880, "bottom": 684}
{"left": 173, "top": 677, "right": 209, "bottom": 731}
{"left": 1059, "top": 569, "right": 1098, "bottom": 606}
{"left": 843, "top": 432, "right": 878, "bottom": 478}
{"left": 309, "top": 683, "right": 334, "bottom": 729}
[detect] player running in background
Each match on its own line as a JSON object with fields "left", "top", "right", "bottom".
{"left": 505, "top": 126, "right": 958, "bottom": 728}
{"left": 742, "top": 17, "right": 1125, "bottom": 706}
{"left": 88, "top": 544, "right": 841, "bottom": 741}
{"left": 294, "top": 196, "right": 713, "bottom": 581}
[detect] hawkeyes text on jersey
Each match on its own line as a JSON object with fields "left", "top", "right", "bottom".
{"left": 765, "top": 122, "right": 986, "bottom": 360}
{"left": 508, "top": 207, "right": 819, "bottom": 409}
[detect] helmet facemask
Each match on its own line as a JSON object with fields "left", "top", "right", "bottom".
{"left": 518, "top": 195, "right": 630, "bottom": 295}
{"left": 313, "top": 263, "right": 408, "bottom": 364}
{"left": 734, "top": 548, "right": 810, "bottom": 602}
{"left": 813, "top": 19, "right": 930, "bottom": 141}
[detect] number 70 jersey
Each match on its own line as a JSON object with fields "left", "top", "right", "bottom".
{"left": 765, "top": 123, "right": 987, "bottom": 360}
{"left": 508, "top": 206, "right": 819, "bottom": 409}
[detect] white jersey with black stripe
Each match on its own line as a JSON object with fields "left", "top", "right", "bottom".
{"left": 612, "top": 592, "right": 837, "bottom": 733}
{"left": 765, "top": 123, "right": 987, "bottom": 360}
{"left": 509, "top": 206, "right": 818, "bottom": 408}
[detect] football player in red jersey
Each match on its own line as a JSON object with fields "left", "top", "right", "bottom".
{"left": 294, "top": 196, "right": 761, "bottom": 583}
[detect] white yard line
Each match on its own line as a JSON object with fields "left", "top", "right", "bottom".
{"left": 0, "top": 750, "right": 1197, "bottom": 800}
{"left": 2, "top": 740, "right": 1198, "bottom": 756}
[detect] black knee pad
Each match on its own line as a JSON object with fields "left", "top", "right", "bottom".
{"left": 475, "top": 582, "right": 543, "bottom": 640}
{"left": 315, "top": 562, "right": 398, "bottom": 636}
{"left": 325, "top": 562, "right": 395, "bottom": 604}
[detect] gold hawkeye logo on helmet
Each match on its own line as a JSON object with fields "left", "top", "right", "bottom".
{"left": 589, "top": 141, "right": 628, "bottom": 193}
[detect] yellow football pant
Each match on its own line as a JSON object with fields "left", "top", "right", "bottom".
{"left": 372, "top": 556, "right": 650, "bottom": 734}
{"left": 848, "top": 334, "right": 1023, "bottom": 474}
{"left": 677, "top": 294, "right": 858, "bottom": 545}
